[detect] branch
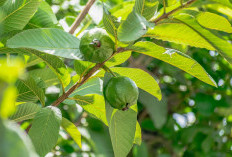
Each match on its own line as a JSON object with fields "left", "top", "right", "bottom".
{"left": 69, "top": 0, "right": 96, "bottom": 34}
{"left": 52, "top": 47, "right": 127, "bottom": 107}
{"left": 153, "top": 0, "right": 197, "bottom": 24}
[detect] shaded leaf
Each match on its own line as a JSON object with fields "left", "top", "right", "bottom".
{"left": 0, "top": 0, "right": 41, "bottom": 34}
{"left": 9, "top": 103, "right": 41, "bottom": 122}
{"left": 16, "top": 76, "right": 45, "bottom": 106}
{"left": 29, "top": 106, "right": 62, "bottom": 157}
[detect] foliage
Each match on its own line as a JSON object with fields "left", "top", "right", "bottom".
{"left": 0, "top": 0, "right": 232, "bottom": 156}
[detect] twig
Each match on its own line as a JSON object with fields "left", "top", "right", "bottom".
{"left": 52, "top": 48, "right": 127, "bottom": 107}
{"left": 163, "top": 0, "right": 166, "bottom": 14}
{"left": 69, "top": 0, "right": 96, "bottom": 34}
{"left": 153, "top": 0, "right": 197, "bottom": 24}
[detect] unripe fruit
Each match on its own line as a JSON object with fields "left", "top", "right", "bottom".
{"left": 104, "top": 76, "right": 139, "bottom": 110}
{"left": 79, "top": 28, "right": 115, "bottom": 63}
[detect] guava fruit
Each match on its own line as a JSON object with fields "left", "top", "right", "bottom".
{"left": 104, "top": 76, "right": 139, "bottom": 110}
{"left": 79, "top": 28, "right": 115, "bottom": 63}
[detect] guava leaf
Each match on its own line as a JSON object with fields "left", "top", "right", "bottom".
{"left": 134, "top": 0, "right": 159, "bottom": 20}
{"left": 131, "top": 41, "right": 217, "bottom": 87}
{"left": 105, "top": 51, "right": 131, "bottom": 67}
{"left": 25, "top": 1, "right": 58, "bottom": 29}
{"left": 16, "top": 76, "right": 45, "bottom": 106}
{"left": 174, "top": 13, "right": 232, "bottom": 65}
{"left": 9, "top": 103, "right": 41, "bottom": 122}
{"left": 118, "top": 11, "right": 152, "bottom": 42}
{"left": 196, "top": 12, "right": 232, "bottom": 33}
{"left": 61, "top": 117, "right": 82, "bottom": 148}
{"left": 29, "top": 106, "right": 62, "bottom": 157}
{"left": 0, "top": 0, "right": 41, "bottom": 34}
{"left": 6, "top": 28, "right": 83, "bottom": 60}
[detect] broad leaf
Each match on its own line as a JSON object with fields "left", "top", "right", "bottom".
{"left": 196, "top": 12, "right": 232, "bottom": 33}
{"left": 145, "top": 20, "right": 214, "bottom": 50}
{"left": 111, "top": 67, "right": 162, "bottom": 100}
{"left": 16, "top": 76, "right": 45, "bottom": 106}
{"left": 105, "top": 51, "right": 131, "bottom": 67}
{"left": 29, "top": 68, "right": 59, "bottom": 87}
{"left": 0, "top": 0, "right": 41, "bottom": 34}
{"left": 9, "top": 103, "right": 41, "bottom": 122}
{"left": 134, "top": 0, "right": 159, "bottom": 20}
{"left": 108, "top": 105, "right": 137, "bottom": 157}
{"left": 61, "top": 117, "right": 82, "bottom": 148}
{"left": 138, "top": 89, "right": 167, "bottom": 129}
{"left": 174, "top": 13, "right": 232, "bottom": 65}
{"left": 0, "top": 0, "right": 7, "bottom": 6}
{"left": 118, "top": 11, "right": 151, "bottom": 42}
{"left": 112, "top": 1, "right": 134, "bottom": 20}
{"left": 74, "top": 60, "right": 95, "bottom": 77}
{"left": 71, "top": 94, "right": 107, "bottom": 125}
{"left": 158, "top": 0, "right": 178, "bottom": 6}
{"left": 29, "top": 106, "right": 62, "bottom": 157}
{"left": 131, "top": 41, "right": 217, "bottom": 87}
{"left": 103, "top": 6, "right": 119, "bottom": 40}
{"left": 26, "top": 1, "right": 57, "bottom": 29}
{"left": 6, "top": 28, "right": 82, "bottom": 59}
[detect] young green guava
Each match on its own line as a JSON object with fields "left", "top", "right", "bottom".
{"left": 79, "top": 28, "right": 115, "bottom": 63}
{"left": 104, "top": 76, "right": 139, "bottom": 111}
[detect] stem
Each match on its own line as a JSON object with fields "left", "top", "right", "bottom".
{"left": 103, "top": 65, "right": 117, "bottom": 77}
{"left": 180, "top": 0, "right": 183, "bottom": 6}
{"left": 69, "top": 0, "right": 96, "bottom": 34}
{"left": 152, "top": 0, "right": 197, "bottom": 24}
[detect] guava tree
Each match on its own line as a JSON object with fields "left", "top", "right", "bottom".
{"left": 0, "top": 0, "right": 232, "bottom": 156}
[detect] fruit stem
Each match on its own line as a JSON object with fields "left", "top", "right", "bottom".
{"left": 103, "top": 65, "right": 117, "bottom": 77}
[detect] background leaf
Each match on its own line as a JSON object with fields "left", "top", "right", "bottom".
{"left": 61, "top": 117, "right": 82, "bottom": 148}
{"left": 0, "top": 0, "right": 41, "bottom": 34}
{"left": 196, "top": 12, "right": 232, "bottom": 33}
{"left": 9, "top": 103, "right": 41, "bottom": 122}
{"left": 6, "top": 28, "right": 82, "bottom": 59}
{"left": 25, "top": 1, "right": 58, "bottom": 29}
{"left": 29, "top": 106, "right": 62, "bottom": 157}
{"left": 16, "top": 76, "right": 45, "bottom": 106}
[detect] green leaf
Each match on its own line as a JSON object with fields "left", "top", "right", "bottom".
{"left": 134, "top": 0, "right": 159, "bottom": 20}
{"left": 29, "top": 68, "right": 59, "bottom": 87}
{"left": 133, "top": 142, "right": 149, "bottom": 157}
{"left": 103, "top": 6, "right": 119, "bottom": 40}
{"left": 6, "top": 28, "right": 82, "bottom": 59}
{"left": 0, "top": 0, "right": 7, "bottom": 6}
{"left": 111, "top": 67, "right": 162, "bottom": 100}
{"left": 0, "top": 120, "right": 39, "bottom": 157}
{"left": 108, "top": 107, "right": 137, "bottom": 157}
{"left": 118, "top": 11, "right": 151, "bottom": 42}
{"left": 112, "top": 1, "right": 134, "bottom": 20}
{"left": 131, "top": 41, "right": 217, "bottom": 87}
{"left": 29, "top": 106, "right": 62, "bottom": 157}
{"left": 9, "top": 103, "right": 41, "bottom": 122}
{"left": 196, "top": 12, "right": 232, "bottom": 33}
{"left": 16, "top": 76, "right": 45, "bottom": 106}
{"left": 138, "top": 89, "right": 167, "bottom": 129}
{"left": 134, "top": 122, "right": 142, "bottom": 145}
{"left": 61, "top": 117, "right": 82, "bottom": 148}
{"left": 0, "top": 48, "right": 71, "bottom": 89}
{"left": 174, "top": 13, "right": 232, "bottom": 65}
{"left": 74, "top": 60, "right": 95, "bottom": 77}
{"left": 72, "top": 94, "right": 108, "bottom": 125}
{"left": 25, "top": 1, "right": 58, "bottom": 29}
{"left": 145, "top": 20, "right": 214, "bottom": 50}
{"left": 0, "top": 0, "right": 41, "bottom": 34}
{"left": 105, "top": 51, "right": 131, "bottom": 67}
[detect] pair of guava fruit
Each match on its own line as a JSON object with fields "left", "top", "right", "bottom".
{"left": 80, "top": 28, "right": 139, "bottom": 110}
